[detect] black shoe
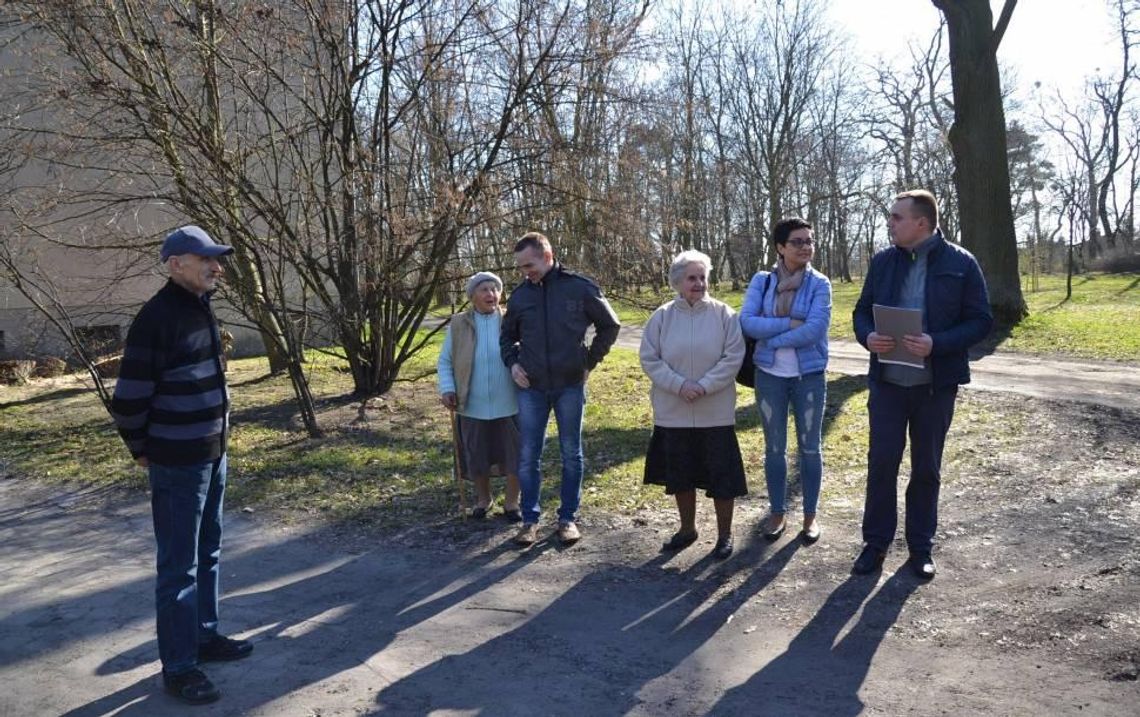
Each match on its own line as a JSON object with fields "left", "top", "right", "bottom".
{"left": 661, "top": 530, "right": 699, "bottom": 552}
{"left": 712, "top": 536, "right": 734, "bottom": 560}
{"left": 198, "top": 634, "right": 253, "bottom": 663}
{"left": 471, "top": 505, "right": 489, "bottom": 519}
{"left": 761, "top": 515, "right": 786, "bottom": 541}
{"left": 852, "top": 546, "right": 886, "bottom": 575}
{"left": 501, "top": 508, "right": 523, "bottom": 523}
{"left": 908, "top": 552, "right": 937, "bottom": 580}
{"left": 163, "top": 668, "right": 220, "bottom": 705}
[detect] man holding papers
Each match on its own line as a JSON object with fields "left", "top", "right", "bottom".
{"left": 852, "top": 190, "right": 993, "bottom": 579}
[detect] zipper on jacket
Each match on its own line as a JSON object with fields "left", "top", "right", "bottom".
{"left": 542, "top": 273, "right": 551, "bottom": 387}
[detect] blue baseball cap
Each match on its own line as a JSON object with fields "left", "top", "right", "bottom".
{"left": 160, "top": 225, "right": 234, "bottom": 262}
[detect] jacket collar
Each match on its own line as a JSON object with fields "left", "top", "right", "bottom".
{"left": 671, "top": 294, "right": 713, "bottom": 312}
{"left": 894, "top": 228, "right": 945, "bottom": 262}
{"left": 537, "top": 262, "right": 563, "bottom": 286}
{"left": 161, "top": 278, "right": 214, "bottom": 307}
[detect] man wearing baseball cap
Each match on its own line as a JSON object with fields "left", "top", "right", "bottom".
{"left": 110, "top": 225, "right": 250, "bottom": 704}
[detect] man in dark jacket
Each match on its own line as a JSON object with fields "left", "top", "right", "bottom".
{"left": 501, "top": 232, "right": 621, "bottom": 546}
{"left": 851, "top": 190, "right": 993, "bottom": 580}
{"left": 110, "top": 226, "right": 252, "bottom": 705}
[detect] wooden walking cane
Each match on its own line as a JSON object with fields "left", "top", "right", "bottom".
{"left": 448, "top": 408, "right": 468, "bottom": 519}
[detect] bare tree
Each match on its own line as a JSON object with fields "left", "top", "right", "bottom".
{"left": 2, "top": 1, "right": 588, "bottom": 440}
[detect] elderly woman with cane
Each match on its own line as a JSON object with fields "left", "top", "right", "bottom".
{"left": 438, "top": 271, "right": 522, "bottom": 521}
{"left": 640, "top": 250, "right": 747, "bottom": 559}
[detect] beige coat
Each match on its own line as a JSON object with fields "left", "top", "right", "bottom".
{"left": 639, "top": 296, "right": 745, "bottom": 428}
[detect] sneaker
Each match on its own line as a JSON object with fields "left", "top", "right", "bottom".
{"left": 513, "top": 523, "right": 539, "bottom": 546}
{"left": 163, "top": 668, "right": 220, "bottom": 705}
{"left": 557, "top": 521, "right": 581, "bottom": 545}
{"left": 198, "top": 634, "right": 254, "bottom": 663}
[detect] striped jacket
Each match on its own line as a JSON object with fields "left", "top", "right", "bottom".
{"left": 110, "top": 280, "right": 230, "bottom": 466}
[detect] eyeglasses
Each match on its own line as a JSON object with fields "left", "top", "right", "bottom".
{"left": 787, "top": 238, "right": 814, "bottom": 248}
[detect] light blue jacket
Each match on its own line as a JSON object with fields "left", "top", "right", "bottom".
{"left": 739, "top": 266, "right": 832, "bottom": 375}
{"left": 438, "top": 310, "right": 518, "bottom": 420}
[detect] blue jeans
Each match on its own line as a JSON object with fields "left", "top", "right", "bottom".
{"left": 149, "top": 455, "right": 226, "bottom": 674}
{"left": 863, "top": 380, "right": 957, "bottom": 554}
{"left": 516, "top": 384, "right": 586, "bottom": 524}
{"left": 754, "top": 370, "right": 826, "bottom": 515}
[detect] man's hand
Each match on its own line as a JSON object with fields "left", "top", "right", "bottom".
{"left": 440, "top": 392, "right": 458, "bottom": 410}
{"left": 680, "top": 379, "right": 706, "bottom": 402}
{"left": 902, "top": 333, "right": 933, "bottom": 358}
{"left": 511, "top": 363, "right": 530, "bottom": 389}
{"left": 867, "top": 331, "right": 896, "bottom": 354}
{"left": 135, "top": 456, "right": 150, "bottom": 468}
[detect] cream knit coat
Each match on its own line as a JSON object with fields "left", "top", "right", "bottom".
{"left": 639, "top": 296, "right": 745, "bottom": 428}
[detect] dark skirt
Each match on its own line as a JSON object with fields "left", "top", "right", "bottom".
{"left": 457, "top": 414, "right": 520, "bottom": 480}
{"left": 643, "top": 425, "right": 748, "bottom": 499}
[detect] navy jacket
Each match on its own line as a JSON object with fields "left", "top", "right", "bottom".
{"left": 110, "top": 280, "right": 230, "bottom": 466}
{"left": 500, "top": 263, "right": 621, "bottom": 390}
{"left": 853, "top": 231, "right": 993, "bottom": 389}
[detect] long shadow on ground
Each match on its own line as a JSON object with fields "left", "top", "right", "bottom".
{"left": 368, "top": 538, "right": 802, "bottom": 715}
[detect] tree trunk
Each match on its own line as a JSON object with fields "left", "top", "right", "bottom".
{"left": 933, "top": 0, "right": 1027, "bottom": 325}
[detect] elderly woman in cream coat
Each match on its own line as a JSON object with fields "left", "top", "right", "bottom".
{"left": 438, "top": 271, "right": 522, "bottom": 521}
{"left": 640, "top": 250, "right": 747, "bottom": 559}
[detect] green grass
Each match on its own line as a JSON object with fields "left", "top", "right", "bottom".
{"left": 0, "top": 337, "right": 885, "bottom": 529}
{"left": 0, "top": 272, "right": 1131, "bottom": 528}
{"left": 999, "top": 273, "right": 1140, "bottom": 360}
{"left": 2, "top": 339, "right": 1024, "bottom": 530}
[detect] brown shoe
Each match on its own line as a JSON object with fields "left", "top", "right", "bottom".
{"left": 557, "top": 521, "right": 581, "bottom": 545}
{"left": 513, "top": 523, "right": 539, "bottom": 546}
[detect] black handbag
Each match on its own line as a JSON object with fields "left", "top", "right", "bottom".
{"left": 736, "top": 336, "right": 758, "bottom": 387}
{"left": 735, "top": 272, "right": 773, "bottom": 388}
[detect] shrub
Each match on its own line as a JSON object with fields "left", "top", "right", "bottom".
{"left": 1090, "top": 251, "right": 1140, "bottom": 273}
{"left": 0, "top": 360, "right": 36, "bottom": 385}
{"left": 33, "top": 356, "right": 68, "bottom": 379}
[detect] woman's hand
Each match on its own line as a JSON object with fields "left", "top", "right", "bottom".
{"left": 440, "top": 392, "right": 458, "bottom": 410}
{"left": 680, "top": 380, "right": 706, "bottom": 402}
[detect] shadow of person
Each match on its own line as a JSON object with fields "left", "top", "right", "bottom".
{"left": 707, "top": 567, "right": 920, "bottom": 716}
{"left": 368, "top": 538, "right": 802, "bottom": 716}
{"left": 57, "top": 528, "right": 540, "bottom": 716}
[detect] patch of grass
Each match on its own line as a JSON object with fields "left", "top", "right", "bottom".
{"left": 999, "top": 273, "right": 1140, "bottom": 360}
{"left": 0, "top": 312, "right": 1091, "bottom": 536}
{"left": 1, "top": 337, "right": 878, "bottom": 530}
